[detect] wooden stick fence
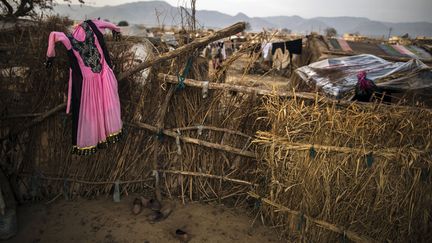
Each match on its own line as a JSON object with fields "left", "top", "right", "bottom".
{"left": 158, "top": 73, "right": 432, "bottom": 111}
{"left": 160, "top": 170, "right": 257, "bottom": 187}
{"left": 248, "top": 192, "right": 377, "bottom": 243}
{"left": 129, "top": 122, "right": 256, "bottom": 158}
{"left": 118, "top": 22, "right": 246, "bottom": 80}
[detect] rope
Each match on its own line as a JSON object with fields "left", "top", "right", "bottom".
{"left": 63, "top": 178, "right": 70, "bottom": 200}
{"left": 366, "top": 152, "right": 374, "bottom": 167}
{"left": 309, "top": 146, "right": 316, "bottom": 159}
{"left": 156, "top": 129, "right": 164, "bottom": 142}
{"left": 176, "top": 56, "right": 194, "bottom": 91}
{"left": 113, "top": 180, "right": 121, "bottom": 202}
{"left": 297, "top": 212, "right": 305, "bottom": 231}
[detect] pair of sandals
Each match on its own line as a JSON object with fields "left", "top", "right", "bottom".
{"left": 132, "top": 197, "right": 173, "bottom": 223}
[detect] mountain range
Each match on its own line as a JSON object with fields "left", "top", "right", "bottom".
{"left": 52, "top": 1, "right": 432, "bottom": 37}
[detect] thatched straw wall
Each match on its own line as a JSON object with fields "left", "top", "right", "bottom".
{"left": 252, "top": 96, "right": 432, "bottom": 242}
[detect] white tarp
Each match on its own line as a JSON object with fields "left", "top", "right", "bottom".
{"left": 296, "top": 54, "right": 432, "bottom": 99}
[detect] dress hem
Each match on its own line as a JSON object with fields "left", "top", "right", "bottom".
{"left": 72, "top": 128, "right": 124, "bottom": 155}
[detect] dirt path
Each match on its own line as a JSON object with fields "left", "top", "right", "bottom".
{"left": 225, "top": 55, "right": 292, "bottom": 91}
{"left": 6, "top": 196, "right": 282, "bottom": 243}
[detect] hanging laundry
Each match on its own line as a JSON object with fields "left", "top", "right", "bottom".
{"left": 211, "top": 41, "right": 225, "bottom": 69}
{"left": 249, "top": 43, "right": 261, "bottom": 56}
{"left": 46, "top": 19, "right": 123, "bottom": 155}
{"left": 219, "top": 42, "right": 227, "bottom": 60}
{"left": 272, "top": 48, "right": 290, "bottom": 70}
{"left": 286, "top": 39, "right": 303, "bottom": 55}
{"left": 271, "top": 42, "right": 286, "bottom": 55}
{"left": 262, "top": 42, "right": 272, "bottom": 60}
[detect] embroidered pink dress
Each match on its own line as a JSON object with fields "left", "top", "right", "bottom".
{"left": 46, "top": 20, "right": 123, "bottom": 155}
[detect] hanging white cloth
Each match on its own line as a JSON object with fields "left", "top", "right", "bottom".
{"left": 221, "top": 42, "right": 227, "bottom": 60}
{"left": 262, "top": 42, "right": 272, "bottom": 59}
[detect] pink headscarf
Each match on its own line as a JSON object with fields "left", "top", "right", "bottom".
{"left": 357, "top": 71, "right": 372, "bottom": 91}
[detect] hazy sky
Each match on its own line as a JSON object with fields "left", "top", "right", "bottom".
{"left": 80, "top": 0, "right": 432, "bottom": 23}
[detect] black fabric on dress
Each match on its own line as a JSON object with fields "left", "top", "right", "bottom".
{"left": 67, "top": 21, "right": 102, "bottom": 73}
{"left": 67, "top": 50, "right": 83, "bottom": 146}
{"left": 86, "top": 20, "right": 113, "bottom": 69}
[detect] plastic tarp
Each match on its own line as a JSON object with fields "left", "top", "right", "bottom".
{"left": 295, "top": 54, "right": 432, "bottom": 99}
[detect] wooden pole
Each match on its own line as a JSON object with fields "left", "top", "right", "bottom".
{"left": 118, "top": 22, "right": 246, "bottom": 81}
{"left": 0, "top": 103, "right": 66, "bottom": 141}
{"left": 248, "top": 192, "right": 377, "bottom": 243}
{"left": 171, "top": 125, "right": 253, "bottom": 139}
{"left": 159, "top": 73, "right": 319, "bottom": 100}
{"left": 158, "top": 73, "right": 432, "bottom": 111}
{"left": 191, "top": 0, "right": 196, "bottom": 31}
{"left": 129, "top": 122, "right": 256, "bottom": 158}
{"left": 152, "top": 86, "right": 176, "bottom": 202}
{"left": 160, "top": 170, "right": 257, "bottom": 186}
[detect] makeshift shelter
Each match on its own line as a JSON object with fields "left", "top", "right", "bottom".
{"left": 296, "top": 54, "right": 432, "bottom": 104}
{"left": 0, "top": 18, "right": 431, "bottom": 242}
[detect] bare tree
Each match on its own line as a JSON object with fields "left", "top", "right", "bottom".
{"left": 1, "top": 0, "right": 84, "bottom": 19}
{"left": 324, "top": 27, "right": 337, "bottom": 37}
{"left": 117, "top": 20, "right": 129, "bottom": 27}
{"left": 245, "top": 22, "right": 251, "bottom": 31}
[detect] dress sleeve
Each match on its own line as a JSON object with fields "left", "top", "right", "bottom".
{"left": 92, "top": 19, "right": 121, "bottom": 32}
{"left": 46, "top": 31, "right": 72, "bottom": 58}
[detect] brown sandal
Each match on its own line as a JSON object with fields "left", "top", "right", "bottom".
{"left": 132, "top": 198, "right": 142, "bottom": 215}
{"left": 150, "top": 199, "right": 162, "bottom": 211}
{"left": 175, "top": 229, "right": 191, "bottom": 242}
{"left": 148, "top": 203, "right": 173, "bottom": 223}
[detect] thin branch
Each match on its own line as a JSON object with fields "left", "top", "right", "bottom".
{"left": 0, "top": 0, "right": 14, "bottom": 15}
{"left": 248, "top": 192, "right": 377, "bottom": 243}
{"left": 129, "top": 122, "right": 256, "bottom": 158}
{"left": 161, "top": 170, "right": 257, "bottom": 186}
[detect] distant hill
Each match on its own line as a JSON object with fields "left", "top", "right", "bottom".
{"left": 51, "top": 1, "right": 432, "bottom": 37}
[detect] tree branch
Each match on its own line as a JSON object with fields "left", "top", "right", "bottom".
{"left": 0, "top": 0, "right": 14, "bottom": 16}
{"left": 14, "top": 0, "right": 34, "bottom": 18}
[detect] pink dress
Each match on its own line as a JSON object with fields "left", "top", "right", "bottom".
{"left": 46, "top": 19, "right": 123, "bottom": 155}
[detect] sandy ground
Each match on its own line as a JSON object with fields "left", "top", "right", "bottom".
{"left": 6, "top": 196, "right": 282, "bottom": 243}
{"left": 212, "top": 55, "right": 292, "bottom": 91}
